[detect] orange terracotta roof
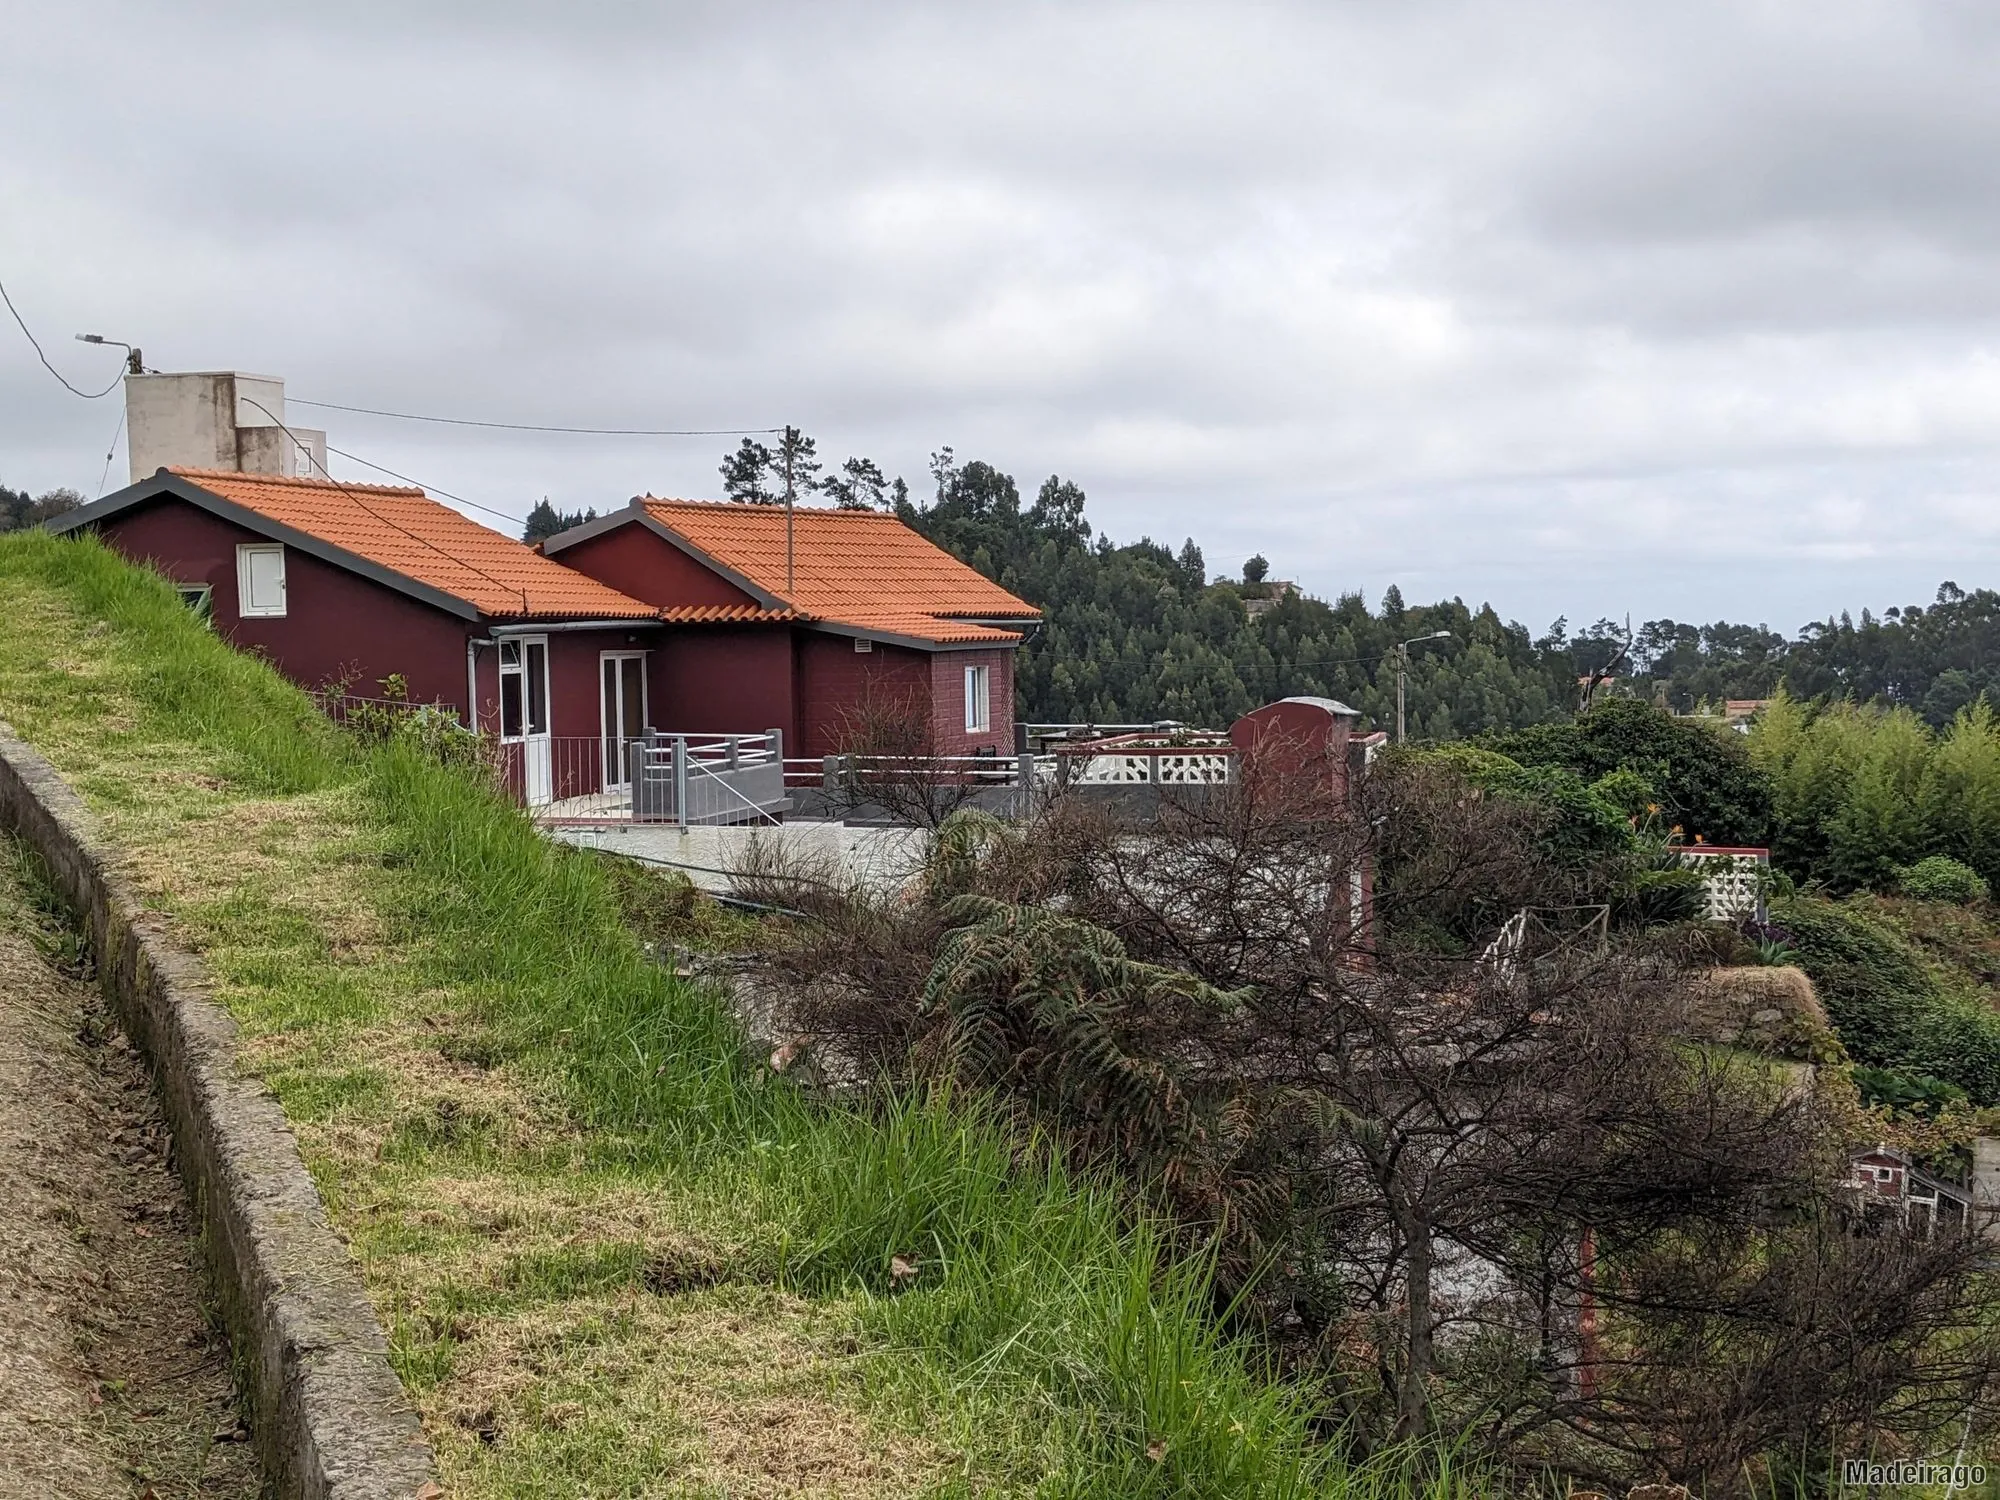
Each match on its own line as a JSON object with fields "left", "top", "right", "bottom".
{"left": 658, "top": 603, "right": 804, "bottom": 624}
{"left": 635, "top": 498, "right": 1039, "bottom": 645}
{"left": 166, "top": 468, "right": 656, "bottom": 620}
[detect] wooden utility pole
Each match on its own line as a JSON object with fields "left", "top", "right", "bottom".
{"left": 1395, "top": 642, "right": 1408, "bottom": 745}
{"left": 781, "top": 425, "right": 797, "bottom": 594}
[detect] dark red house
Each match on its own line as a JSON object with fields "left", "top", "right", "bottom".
{"left": 51, "top": 466, "right": 660, "bottom": 805}
{"left": 542, "top": 497, "right": 1042, "bottom": 759}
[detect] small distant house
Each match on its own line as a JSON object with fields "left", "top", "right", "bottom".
{"left": 50, "top": 465, "right": 659, "bottom": 806}
{"left": 1241, "top": 580, "right": 1299, "bottom": 618}
{"left": 1847, "top": 1145, "right": 1973, "bottom": 1238}
{"left": 542, "top": 498, "right": 1041, "bottom": 759}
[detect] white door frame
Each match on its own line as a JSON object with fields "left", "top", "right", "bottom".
{"left": 499, "top": 635, "right": 553, "bottom": 806}
{"left": 599, "top": 650, "right": 649, "bottom": 790}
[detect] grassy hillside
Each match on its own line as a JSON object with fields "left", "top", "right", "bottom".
{"left": 0, "top": 530, "right": 1473, "bottom": 1498}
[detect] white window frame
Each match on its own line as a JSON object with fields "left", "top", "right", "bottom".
{"left": 236, "top": 543, "right": 287, "bottom": 617}
{"left": 964, "top": 663, "right": 991, "bottom": 734}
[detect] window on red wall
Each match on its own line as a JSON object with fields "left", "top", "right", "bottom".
{"left": 964, "top": 663, "right": 990, "bottom": 733}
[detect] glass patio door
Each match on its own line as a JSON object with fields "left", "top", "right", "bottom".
{"left": 499, "top": 637, "right": 552, "bottom": 805}
{"left": 600, "top": 653, "right": 647, "bottom": 790}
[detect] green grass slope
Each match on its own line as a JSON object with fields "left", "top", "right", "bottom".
{"left": 0, "top": 530, "right": 1471, "bottom": 1498}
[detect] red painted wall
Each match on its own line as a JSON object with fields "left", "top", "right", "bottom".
{"left": 1229, "top": 699, "right": 1354, "bottom": 799}
{"left": 795, "top": 634, "right": 931, "bottom": 759}
{"left": 93, "top": 497, "right": 478, "bottom": 712}
{"left": 552, "top": 521, "right": 1023, "bottom": 760}
{"left": 554, "top": 524, "right": 760, "bottom": 610}
{"left": 927, "top": 647, "right": 1015, "bottom": 757}
{"left": 646, "top": 627, "right": 799, "bottom": 748}
{"left": 790, "top": 637, "right": 1017, "bottom": 759}
{"left": 88, "top": 499, "right": 659, "bottom": 800}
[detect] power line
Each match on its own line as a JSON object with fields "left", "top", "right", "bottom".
{"left": 238, "top": 398, "right": 530, "bottom": 615}
{"left": 291, "top": 397, "right": 782, "bottom": 438}
{"left": 323, "top": 443, "right": 526, "bottom": 529}
{"left": 95, "top": 406, "right": 126, "bottom": 499}
{"left": 0, "top": 275, "right": 124, "bottom": 399}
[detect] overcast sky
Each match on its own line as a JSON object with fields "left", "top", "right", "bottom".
{"left": 7, "top": 1, "right": 2000, "bottom": 636}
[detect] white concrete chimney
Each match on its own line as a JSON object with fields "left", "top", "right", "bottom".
{"left": 125, "top": 371, "right": 327, "bottom": 484}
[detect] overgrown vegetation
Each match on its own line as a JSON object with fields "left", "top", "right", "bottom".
{"left": 0, "top": 479, "right": 79, "bottom": 533}
{"left": 748, "top": 747, "right": 2000, "bottom": 1489}
{"left": 0, "top": 530, "right": 1506, "bottom": 1499}
{"left": 1752, "top": 695, "right": 2000, "bottom": 893}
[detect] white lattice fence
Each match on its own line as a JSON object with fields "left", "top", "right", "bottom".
{"left": 1154, "top": 753, "right": 1235, "bottom": 784}
{"left": 1677, "top": 848, "right": 1769, "bottom": 921}
{"left": 1072, "top": 752, "right": 1235, "bottom": 784}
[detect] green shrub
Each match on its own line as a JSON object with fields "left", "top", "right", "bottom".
{"left": 1851, "top": 1064, "right": 1968, "bottom": 1116}
{"left": 1488, "top": 697, "right": 1773, "bottom": 846}
{"left": 1773, "top": 895, "right": 2000, "bottom": 1103}
{"left": 1424, "top": 744, "right": 1633, "bottom": 866}
{"left": 1617, "top": 865, "right": 1708, "bottom": 926}
{"left": 1590, "top": 767, "right": 1658, "bottom": 821}
{"left": 1896, "top": 854, "right": 1989, "bottom": 905}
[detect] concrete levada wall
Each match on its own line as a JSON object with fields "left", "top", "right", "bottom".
{"left": 0, "top": 723, "right": 436, "bottom": 1500}
{"left": 550, "top": 819, "right": 929, "bottom": 900}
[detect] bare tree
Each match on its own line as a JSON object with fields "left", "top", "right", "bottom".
{"left": 823, "top": 683, "right": 997, "bottom": 830}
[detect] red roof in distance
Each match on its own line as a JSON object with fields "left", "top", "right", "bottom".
{"left": 631, "top": 498, "right": 1040, "bottom": 645}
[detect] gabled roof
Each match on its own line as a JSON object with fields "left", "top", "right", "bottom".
{"left": 52, "top": 468, "right": 657, "bottom": 623}
{"left": 544, "top": 497, "right": 1040, "bottom": 648}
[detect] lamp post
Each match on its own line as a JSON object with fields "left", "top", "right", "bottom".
{"left": 75, "top": 332, "right": 144, "bottom": 375}
{"left": 1395, "top": 630, "right": 1454, "bottom": 745}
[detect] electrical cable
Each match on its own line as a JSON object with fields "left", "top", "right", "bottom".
{"left": 0, "top": 274, "right": 124, "bottom": 399}
{"left": 95, "top": 406, "right": 126, "bottom": 499}
{"left": 322, "top": 443, "right": 526, "bottom": 529}
{"left": 237, "top": 398, "right": 530, "bottom": 615}
{"left": 291, "top": 397, "right": 781, "bottom": 438}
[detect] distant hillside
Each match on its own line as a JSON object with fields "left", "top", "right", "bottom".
{"left": 895, "top": 455, "right": 2000, "bottom": 733}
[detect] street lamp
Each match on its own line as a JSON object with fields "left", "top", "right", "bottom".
{"left": 75, "top": 332, "right": 144, "bottom": 375}
{"left": 1395, "top": 631, "right": 1453, "bottom": 745}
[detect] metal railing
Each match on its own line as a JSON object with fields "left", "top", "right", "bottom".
{"left": 489, "top": 730, "right": 789, "bottom": 826}
{"left": 629, "top": 731, "right": 787, "bottom": 827}
{"left": 789, "top": 745, "right": 1242, "bottom": 793}
{"left": 1020, "top": 720, "right": 1191, "bottom": 749}
{"left": 308, "top": 693, "right": 792, "bottom": 828}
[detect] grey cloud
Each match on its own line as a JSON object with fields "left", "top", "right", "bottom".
{"left": 6, "top": 0, "right": 2000, "bottom": 636}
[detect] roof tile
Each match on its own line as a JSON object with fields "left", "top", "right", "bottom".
{"left": 168, "top": 468, "right": 656, "bottom": 620}
{"left": 636, "top": 498, "right": 1038, "bottom": 645}
{"left": 658, "top": 603, "right": 804, "bottom": 624}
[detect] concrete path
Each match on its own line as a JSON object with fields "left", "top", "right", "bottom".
{"left": 0, "top": 849, "right": 259, "bottom": 1500}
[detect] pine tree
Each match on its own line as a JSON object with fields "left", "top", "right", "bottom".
{"left": 521, "top": 498, "right": 596, "bottom": 542}
{"left": 719, "top": 438, "right": 777, "bottom": 504}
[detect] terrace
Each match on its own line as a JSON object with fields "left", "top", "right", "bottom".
{"left": 316, "top": 693, "right": 1243, "bottom": 832}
